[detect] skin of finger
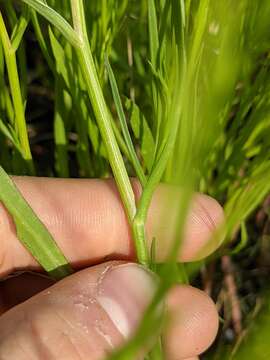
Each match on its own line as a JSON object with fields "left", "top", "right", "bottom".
{"left": 0, "top": 261, "right": 158, "bottom": 360}
{"left": 163, "top": 286, "right": 219, "bottom": 360}
{"left": 0, "top": 267, "right": 218, "bottom": 360}
{"left": 0, "top": 177, "right": 224, "bottom": 276}
{"left": 147, "top": 185, "right": 224, "bottom": 261}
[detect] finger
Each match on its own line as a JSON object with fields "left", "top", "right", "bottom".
{"left": 164, "top": 286, "right": 218, "bottom": 359}
{"left": 148, "top": 185, "right": 224, "bottom": 261}
{"left": 0, "top": 177, "right": 224, "bottom": 276}
{"left": 0, "top": 273, "right": 218, "bottom": 358}
{"left": 0, "top": 261, "right": 157, "bottom": 360}
{"left": 0, "top": 262, "right": 218, "bottom": 360}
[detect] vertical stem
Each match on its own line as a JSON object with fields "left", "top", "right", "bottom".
{"left": 0, "top": 11, "right": 34, "bottom": 174}
{"left": 70, "top": 0, "right": 136, "bottom": 223}
{"left": 54, "top": 79, "right": 70, "bottom": 178}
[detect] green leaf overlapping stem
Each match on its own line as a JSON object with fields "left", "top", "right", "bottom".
{"left": 69, "top": 0, "right": 138, "bottom": 224}
{"left": 0, "top": 166, "right": 72, "bottom": 279}
{"left": 2, "top": 0, "right": 270, "bottom": 358}
{"left": 20, "top": 0, "right": 149, "bottom": 263}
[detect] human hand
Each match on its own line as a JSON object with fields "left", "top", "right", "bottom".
{"left": 0, "top": 177, "right": 224, "bottom": 359}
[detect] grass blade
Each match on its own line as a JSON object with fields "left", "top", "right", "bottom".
{"left": 53, "top": 79, "right": 70, "bottom": 178}
{"left": 20, "top": 0, "right": 80, "bottom": 48}
{"left": 105, "top": 56, "right": 146, "bottom": 186}
{"left": 0, "top": 11, "right": 34, "bottom": 175}
{"left": 126, "top": 99, "right": 155, "bottom": 172}
{"left": 148, "top": 0, "right": 159, "bottom": 69}
{"left": 0, "top": 166, "right": 73, "bottom": 279}
{"left": 11, "top": 5, "right": 30, "bottom": 52}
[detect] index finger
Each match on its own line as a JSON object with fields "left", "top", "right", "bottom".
{"left": 0, "top": 177, "right": 224, "bottom": 277}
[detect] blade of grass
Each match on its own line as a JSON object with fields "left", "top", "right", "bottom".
{"left": 20, "top": 0, "right": 80, "bottom": 48}
{"left": 148, "top": 0, "right": 164, "bottom": 157}
{"left": 0, "top": 166, "right": 73, "bottom": 279}
{"left": 148, "top": 0, "right": 159, "bottom": 70}
{"left": 105, "top": 56, "right": 146, "bottom": 186}
{"left": 126, "top": 98, "right": 155, "bottom": 173}
{"left": 53, "top": 78, "right": 70, "bottom": 178}
{"left": 74, "top": 95, "right": 93, "bottom": 178}
{"left": 11, "top": 5, "right": 30, "bottom": 52}
{"left": 31, "top": 10, "right": 55, "bottom": 72}
{"left": 0, "top": 10, "right": 34, "bottom": 175}
{"left": 0, "top": 118, "right": 21, "bottom": 152}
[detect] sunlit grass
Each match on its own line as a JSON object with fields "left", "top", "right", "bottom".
{"left": 0, "top": 0, "right": 270, "bottom": 358}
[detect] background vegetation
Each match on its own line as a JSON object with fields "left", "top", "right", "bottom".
{"left": 0, "top": 0, "right": 270, "bottom": 358}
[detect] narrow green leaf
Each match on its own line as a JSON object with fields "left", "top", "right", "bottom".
{"left": 105, "top": 56, "right": 146, "bottom": 186}
{"left": 20, "top": 0, "right": 80, "bottom": 48}
{"left": 54, "top": 79, "right": 70, "bottom": 178}
{"left": 0, "top": 11, "right": 34, "bottom": 174}
{"left": 126, "top": 99, "right": 155, "bottom": 172}
{"left": 48, "top": 26, "right": 70, "bottom": 86}
{"left": 31, "top": 10, "right": 55, "bottom": 71}
{"left": 230, "top": 222, "right": 248, "bottom": 255}
{"left": 188, "top": 0, "right": 210, "bottom": 73}
{"left": 11, "top": 5, "right": 30, "bottom": 51}
{"left": 148, "top": 0, "right": 159, "bottom": 69}
{"left": 74, "top": 95, "right": 93, "bottom": 178}
{"left": 0, "top": 166, "right": 73, "bottom": 279}
{"left": 0, "top": 118, "right": 21, "bottom": 152}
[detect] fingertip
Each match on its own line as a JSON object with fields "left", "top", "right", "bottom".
{"left": 164, "top": 285, "right": 219, "bottom": 359}
{"left": 147, "top": 186, "right": 224, "bottom": 263}
{"left": 180, "top": 194, "right": 225, "bottom": 261}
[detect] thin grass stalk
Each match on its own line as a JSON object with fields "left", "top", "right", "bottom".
{"left": 54, "top": 79, "right": 70, "bottom": 177}
{"left": 0, "top": 11, "right": 34, "bottom": 175}
{"left": 67, "top": 0, "right": 154, "bottom": 264}
{"left": 69, "top": 0, "right": 136, "bottom": 221}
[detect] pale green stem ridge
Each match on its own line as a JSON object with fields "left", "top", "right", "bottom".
{"left": 70, "top": 0, "right": 137, "bottom": 223}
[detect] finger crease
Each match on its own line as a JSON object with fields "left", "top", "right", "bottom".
{"left": 197, "top": 198, "right": 217, "bottom": 232}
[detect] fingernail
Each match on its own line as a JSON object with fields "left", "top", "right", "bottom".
{"left": 97, "top": 263, "right": 157, "bottom": 338}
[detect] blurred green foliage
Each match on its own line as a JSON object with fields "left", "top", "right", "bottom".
{"left": 0, "top": 0, "right": 270, "bottom": 358}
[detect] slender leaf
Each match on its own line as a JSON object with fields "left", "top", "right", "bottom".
{"left": 20, "top": 0, "right": 79, "bottom": 47}
{"left": 126, "top": 98, "right": 155, "bottom": 172}
{"left": 105, "top": 57, "right": 146, "bottom": 185}
{"left": 148, "top": 0, "right": 159, "bottom": 69}
{"left": 0, "top": 166, "right": 73, "bottom": 279}
{"left": 11, "top": 5, "right": 30, "bottom": 51}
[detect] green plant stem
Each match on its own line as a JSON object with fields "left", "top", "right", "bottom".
{"left": 70, "top": 0, "right": 136, "bottom": 223}
{"left": 133, "top": 89, "right": 183, "bottom": 266}
{"left": 0, "top": 11, "right": 34, "bottom": 175}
